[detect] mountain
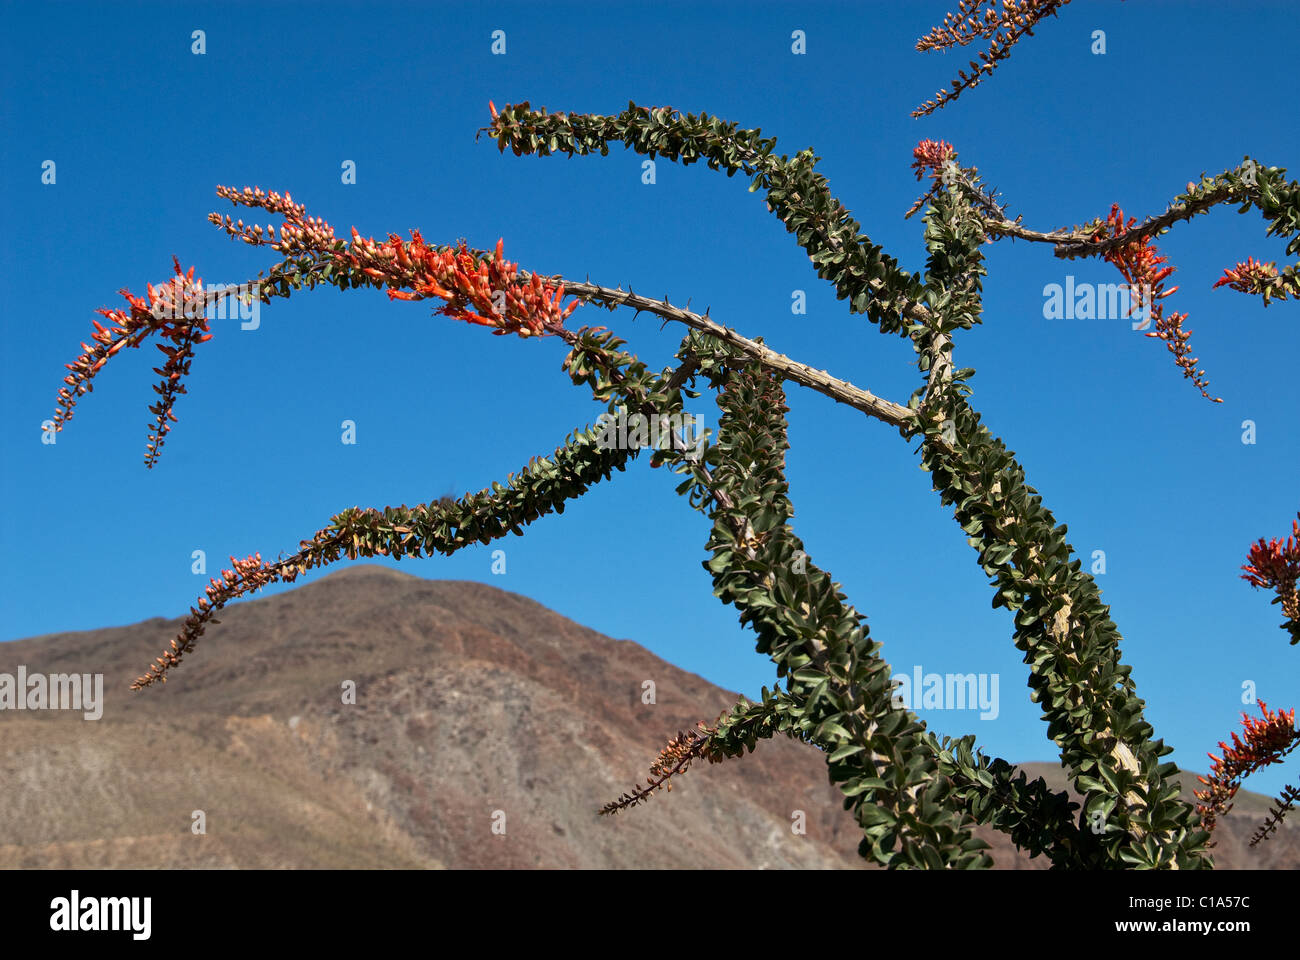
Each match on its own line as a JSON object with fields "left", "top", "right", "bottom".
{"left": 1, "top": 565, "right": 1294, "bottom": 869}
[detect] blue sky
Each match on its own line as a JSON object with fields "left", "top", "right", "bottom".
{"left": 2, "top": 0, "right": 1297, "bottom": 797}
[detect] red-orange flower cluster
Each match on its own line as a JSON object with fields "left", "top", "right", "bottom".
{"left": 1212, "top": 255, "right": 1298, "bottom": 304}
{"left": 1194, "top": 700, "right": 1300, "bottom": 838}
{"left": 1214, "top": 255, "right": 1278, "bottom": 293}
{"left": 1091, "top": 204, "right": 1220, "bottom": 402}
{"left": 1243, "top": 514, "right": 1300, "bottom": 590}
{"left": 1242, "top": 513, "right": 1300, "bottom": 643}
{"left": 210, "top": 184, "right": 579, "bottom": 338}
{"left": 907, "top": 139, "right": 960, "bottom": 219}
{"left": 911, "top": 138, "right": 957, "bottom": 181}
{"left": 365, "top": 234, "right": 579, "bottom": 337}
{"left": 52, "top": 257, "right": 214, "bottom": 468}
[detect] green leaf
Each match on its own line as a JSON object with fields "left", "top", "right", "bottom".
{"left": 829, "top": 744, "right": 866, "bottom": 763}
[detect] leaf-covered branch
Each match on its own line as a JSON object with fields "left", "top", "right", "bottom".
{"left": 130, "top": 416, "right": 639, "bottom": 689}
{"left": 481, "top": 100, "right": 932, "bottom": 335}
{"left": 982, "top": 159, "right": 1300, "bottom": 308}
{"left": 915, "top": 152, "right": 1300, "bottom": 402}
{"left": 687, "top": 354, "right": 988, "bottom": 867}
{"left": 913, "top": 392, "right": 1212, "bottom": 867}
{"left": 908, "top": 169, "right": 1213, "bottom": 868}
{"left": 129, "top": 296, "right": 705, "bottom": 689}
{"left": 606, "top": 681, "right": 1089, "bottom": 867}
{"left": 597, "top": 697, "right": 785, "bottom": 817}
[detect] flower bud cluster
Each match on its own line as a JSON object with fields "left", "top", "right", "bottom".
{"left": 1090, "top": 204, "right": 1220, "bottom": 402}
{"left": 52, "top": 257, "right": 213, "bottom": 467}
{"left": 1195, "top": 700, "right": 1299, "bottom": 837}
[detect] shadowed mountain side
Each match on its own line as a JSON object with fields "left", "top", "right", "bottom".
{"left": 1, "top": 565, "right": 1293, "bottom": 869}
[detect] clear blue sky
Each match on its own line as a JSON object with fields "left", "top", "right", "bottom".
{"left": 2, "top": 0, "right": 1297, "bottom": 796}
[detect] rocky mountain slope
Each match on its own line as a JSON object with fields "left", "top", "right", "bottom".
{"left": 1, "top": 565, "right": 1293, "bottom": 869}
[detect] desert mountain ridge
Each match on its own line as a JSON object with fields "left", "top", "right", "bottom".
{"left": 1, "top": 564, "right": 1294, "bottom": 869}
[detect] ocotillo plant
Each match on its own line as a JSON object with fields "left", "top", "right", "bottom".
{"left": 47, "top": 1, "right": 1299, "bottom": 868}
